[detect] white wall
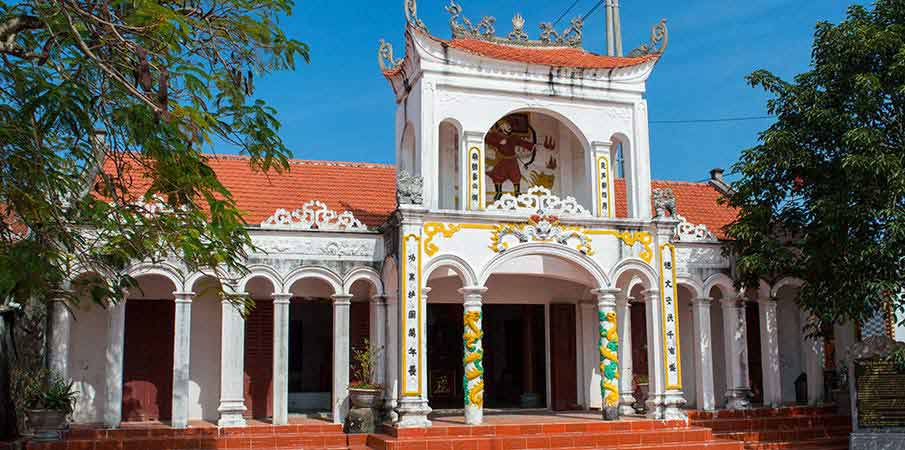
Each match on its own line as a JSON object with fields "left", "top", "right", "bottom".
{"left": 189, "top": 283, "right": 222, "bottom": 421}
{"left": 776, "top": 287, "right": 803, "bottom": 404}
{"left": 708, "top": 288, "right": 728, "bottom": 408}
{"left": 678, "top": 287, "right": 697, "bottom": 408}
{"left": 69, "top": 302, "right": 110, "bottom": 424}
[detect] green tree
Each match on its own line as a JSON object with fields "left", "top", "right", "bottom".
{"left": 0, "top": 0, "right": 306, "bottom": 436}
{"left": 724, "top": 0, "right": 905, "bottom": 334}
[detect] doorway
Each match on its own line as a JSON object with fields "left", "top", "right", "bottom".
{"left": 549, "top": 304, "right": 578, "bottom": 411}
{"left": 288, "top": 300, "right": 333, "bottom": 413}
{"left": 122, "top": 300, "right": 174, "bottom": 422}
{"left": 426, "top": 304, "right": 547, "bottom": 410}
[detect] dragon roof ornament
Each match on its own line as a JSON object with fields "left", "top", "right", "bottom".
{"left": 261, "top": 201, "right": 367, "bottom": 232}
{"left": 377, "top": 39, "right": 403, "bottom": 72}
{"left": 404, "top": 0, "right": 428, "bottom": 33}
{"left": 628, "top": 19, "right": 669, "bottom": 57}
{"left": 445, "top": 0, "right": 583, "bottom": 48}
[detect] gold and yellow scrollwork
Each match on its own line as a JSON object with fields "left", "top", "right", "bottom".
{"left": 423, "top": 222, "right": 496, "bottom": 257}
{"left": 586, "top": 230, "right": 653, "bottom": 263}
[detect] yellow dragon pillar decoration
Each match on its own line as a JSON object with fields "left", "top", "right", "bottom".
{"left": 599, "top": 308, "right": 620, "bottom": 420}
{"left": 463, "top": 307, "right": 484, "bottom": 424}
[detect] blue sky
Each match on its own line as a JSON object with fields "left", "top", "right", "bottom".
{"left": 239, "top": 0, "right": 862, "bottom": 182}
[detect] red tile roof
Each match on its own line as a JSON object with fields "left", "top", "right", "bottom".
{"left": 105, "top": 155, "right": 397, "bottom": 228}
{"left": 615, "top": 179, "right": 737, "bottom": 240}
{"left": 440, "top": 37, "right": 659, "bottom": 69}
{"left": 104, "top": 155, "right": 736, "bottom": 238}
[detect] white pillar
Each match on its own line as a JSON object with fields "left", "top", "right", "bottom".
{"left": 757, "top": 297, "right": 782, "bottom": 407}
{"left": 172, "top": 292, "right": 193, "bottom": 429}
{"left": 641, "top": 289, "right": 666, "bottom": 419}
{"left": 270, "top": 293, "right": 291, "bottom": 426}
{"left": 593, "top": 288, "right": 620, "bottom": 420}
{"left": 47, "top": 294, "right": 72, "bottom": 378}
{"left": 103, "top": 300, "right": 126, "bottom": 429}
{"left": 615, "top": 295, "right": 635, "bottom": 416}
{"left": 801, "top": 313, "right": 825, "bottom": 406}
{"left": 371, "top": 296, "right": 388, "bottom": 387}
{"left": 721, "top": 298, "right": 751, "bottom": 410}
{"left": 332, "top": 294, "right": 352, "bottom": 424}
{"left": 579, "top": 301, "right": 598, "bottom": 409}
{"left": 385, "top": 294, "right": 399, "bottom": 423}
{"left": 691, "top": 297, "right": 716, "bottom": 411}
{"left": 459, "top": 287, "right": 486, "bottom": 425}
{"left": 217, "top": 297, "right": 248, "bottom": 427}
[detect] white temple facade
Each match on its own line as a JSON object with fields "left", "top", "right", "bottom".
{"left": 45, "top": 0, "right": 873, "bottom": 432}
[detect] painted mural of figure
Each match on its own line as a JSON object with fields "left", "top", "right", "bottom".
{"left": 485, "top": 116, "right": 556, "bottom": 201}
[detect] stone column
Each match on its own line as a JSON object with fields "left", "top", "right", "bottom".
{"left": 385, "top": 294, "right": 399, "bottom": 423}
{"left": 332, "top": 294, "right": 352, "bottom": 424}
{"left": 172, "top": 292, "right": 194, "bottom": 429}
{"left": 459, "top": 287, "right": 486, "bottom": 425}
{"left": 801, "top": 313, "right": 825, "bottom": 406}
{"left": 371, "top": 296, "right": 388, "bottom": 387}
{"left": 615, "top": 295, "right": 635, "bottom": 416}
{"left": 47, "top": 292, "right": 72, "bottom": 378}
{"left": 593, "top": 288, "right": 620, "bottom": 420}
{"left": 721, "top": 297, "right": 752, "bottom": 410}
{"left": 691, "top": 297, "right": 716, "bottom": 411}
{"left": 103, "top": 300, "right": 126, "bottom": 429}
{"left": 641, "top": 289, "right": 666, "bottom": 419}
{"left": 757, "top": 297, "right": 782, "bottom": 407}
{"left": 218, "top": 297, "right": 248, "bottom": 427}
{"left": 270, "top": 293, "right": 292, "bottom": 426}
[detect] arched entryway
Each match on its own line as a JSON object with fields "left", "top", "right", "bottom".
{"left": 122, "top": 274, "right": 178, "bottom": 422}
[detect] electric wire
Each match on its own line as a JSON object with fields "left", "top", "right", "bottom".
{"left": 649, "top": 115, "right": 774, "bottom": 124}
{"left": 552, "top": 0, "right": 584, "bottom": 26}
{"left": 581, "top": 0, "right": 607, "bottom": 22}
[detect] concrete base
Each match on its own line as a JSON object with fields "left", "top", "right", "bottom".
{"left": 851, "top": 431, "right": 905, "bottom": 450}
{"left": 395, "top": 399, "right": 432, "bottom": 428}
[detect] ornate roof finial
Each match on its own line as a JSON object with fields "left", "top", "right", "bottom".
{"left": 628, "top": 19, "right": 669, "bottom": 57}
{"left": 405, "top": 0, "right": 428, "bottom": 33}
{"left": 508, "top": 13, "right": 528, "bottom": 42}
{"left": 377, "top": 39, "right": 403, "bottom": 72}
{"left": 445, "top": 0, "right": 583, "bottom": 48}
{"left": 447, "top": 0, "right": 495, "bottom": 39}
{"left": 539, "top": 17, "right": 583, "bottom": 47}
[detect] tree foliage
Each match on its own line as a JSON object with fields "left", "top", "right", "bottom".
{"left": 724, "top": 0, "right": 905, "bottom": 333}
{"left": 0, "top": 0, "right": 307, "bottom": 306}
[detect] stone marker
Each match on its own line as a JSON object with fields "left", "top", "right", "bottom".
{"left": 848, "top": 336, "right": 905, "bottom": 450}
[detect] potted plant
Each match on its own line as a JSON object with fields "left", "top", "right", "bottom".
{"left": 16, "top": 368, "right": 77, "bottom": 441}
{"left": 349, "top": 339, "right": 383, "bottom": 409}
{"left": 632, "top": 374, "right": 649, "bottom": 412}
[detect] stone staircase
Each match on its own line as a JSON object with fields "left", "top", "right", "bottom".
{"left": 366, "top": 418, "right": 743, "bottom": 450}
{"left": 689, "top": 406, "right": 852, "bottom": 450}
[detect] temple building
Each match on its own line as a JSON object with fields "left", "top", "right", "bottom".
{"left": 42, "top": 0, "right": 883, "bottom": 443}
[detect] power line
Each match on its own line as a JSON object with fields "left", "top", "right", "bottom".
{"left": 581, "top": 0, "right": 607, "bottom": 22}
{"left": 649, "top": 115, "right": 774, "bottom": 124}
{"left": 553, "top": 0, "right": 584, "bottom": 26}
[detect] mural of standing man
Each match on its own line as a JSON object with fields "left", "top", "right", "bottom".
{"left": 485, "top": 114, "right": 556, "bottom": 201}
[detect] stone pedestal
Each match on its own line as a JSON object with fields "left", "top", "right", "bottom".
{"left": 394, "top": 398, "right": 432, "bottom": 428}
{"left": 345, "top": 408, "right": 377, "bottom": 434}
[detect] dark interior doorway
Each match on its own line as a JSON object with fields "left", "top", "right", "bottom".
{"left": 745, "top": 302, "right": 764, "bottom": 405}
{"left": 549, "top": 303, "right": 577, "bottom": 411}
{"left": 427, "top": 304, "right": 546, "bottom": 410}
{"left": 122, "top": 300, "right": 174, "bottom": 422}
{"left": 244, "top": 299, "right": 274, "bottom": 419}
{"left": 288, "top": 300, "right": 332, "bottom": 412}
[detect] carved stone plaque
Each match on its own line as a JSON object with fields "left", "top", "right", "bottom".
{"left": 855, "top": 358, "right": 905, "bottom": 428}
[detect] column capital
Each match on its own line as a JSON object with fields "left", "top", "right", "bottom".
{"left": 640, "top": 288, "right": 660, "bottom": 302}
{"left": 371, "top": 295, "right": 388, "bottom": 305}
{"left": 173, "top": 291, "right": 195, "bottom": 303}
{"left": 272, "top": 293, "right": 293, "bottom": 304}
{"left": 756, "top": 295, "right": 779, "bottom": 306}
{"left": 458, "top": 286, "right": 488, "bottom": 297}
{"left": 592, "top": 288, "right": 620, "bottom": 308}
{"left": 720, "top": 296, "right": 745, "bottom": 308}
{"left": 691, "top": 296, "right": 713, "bottom": 306}
{"left": 331, "top": 294, "right": 353, "bottom": 305}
